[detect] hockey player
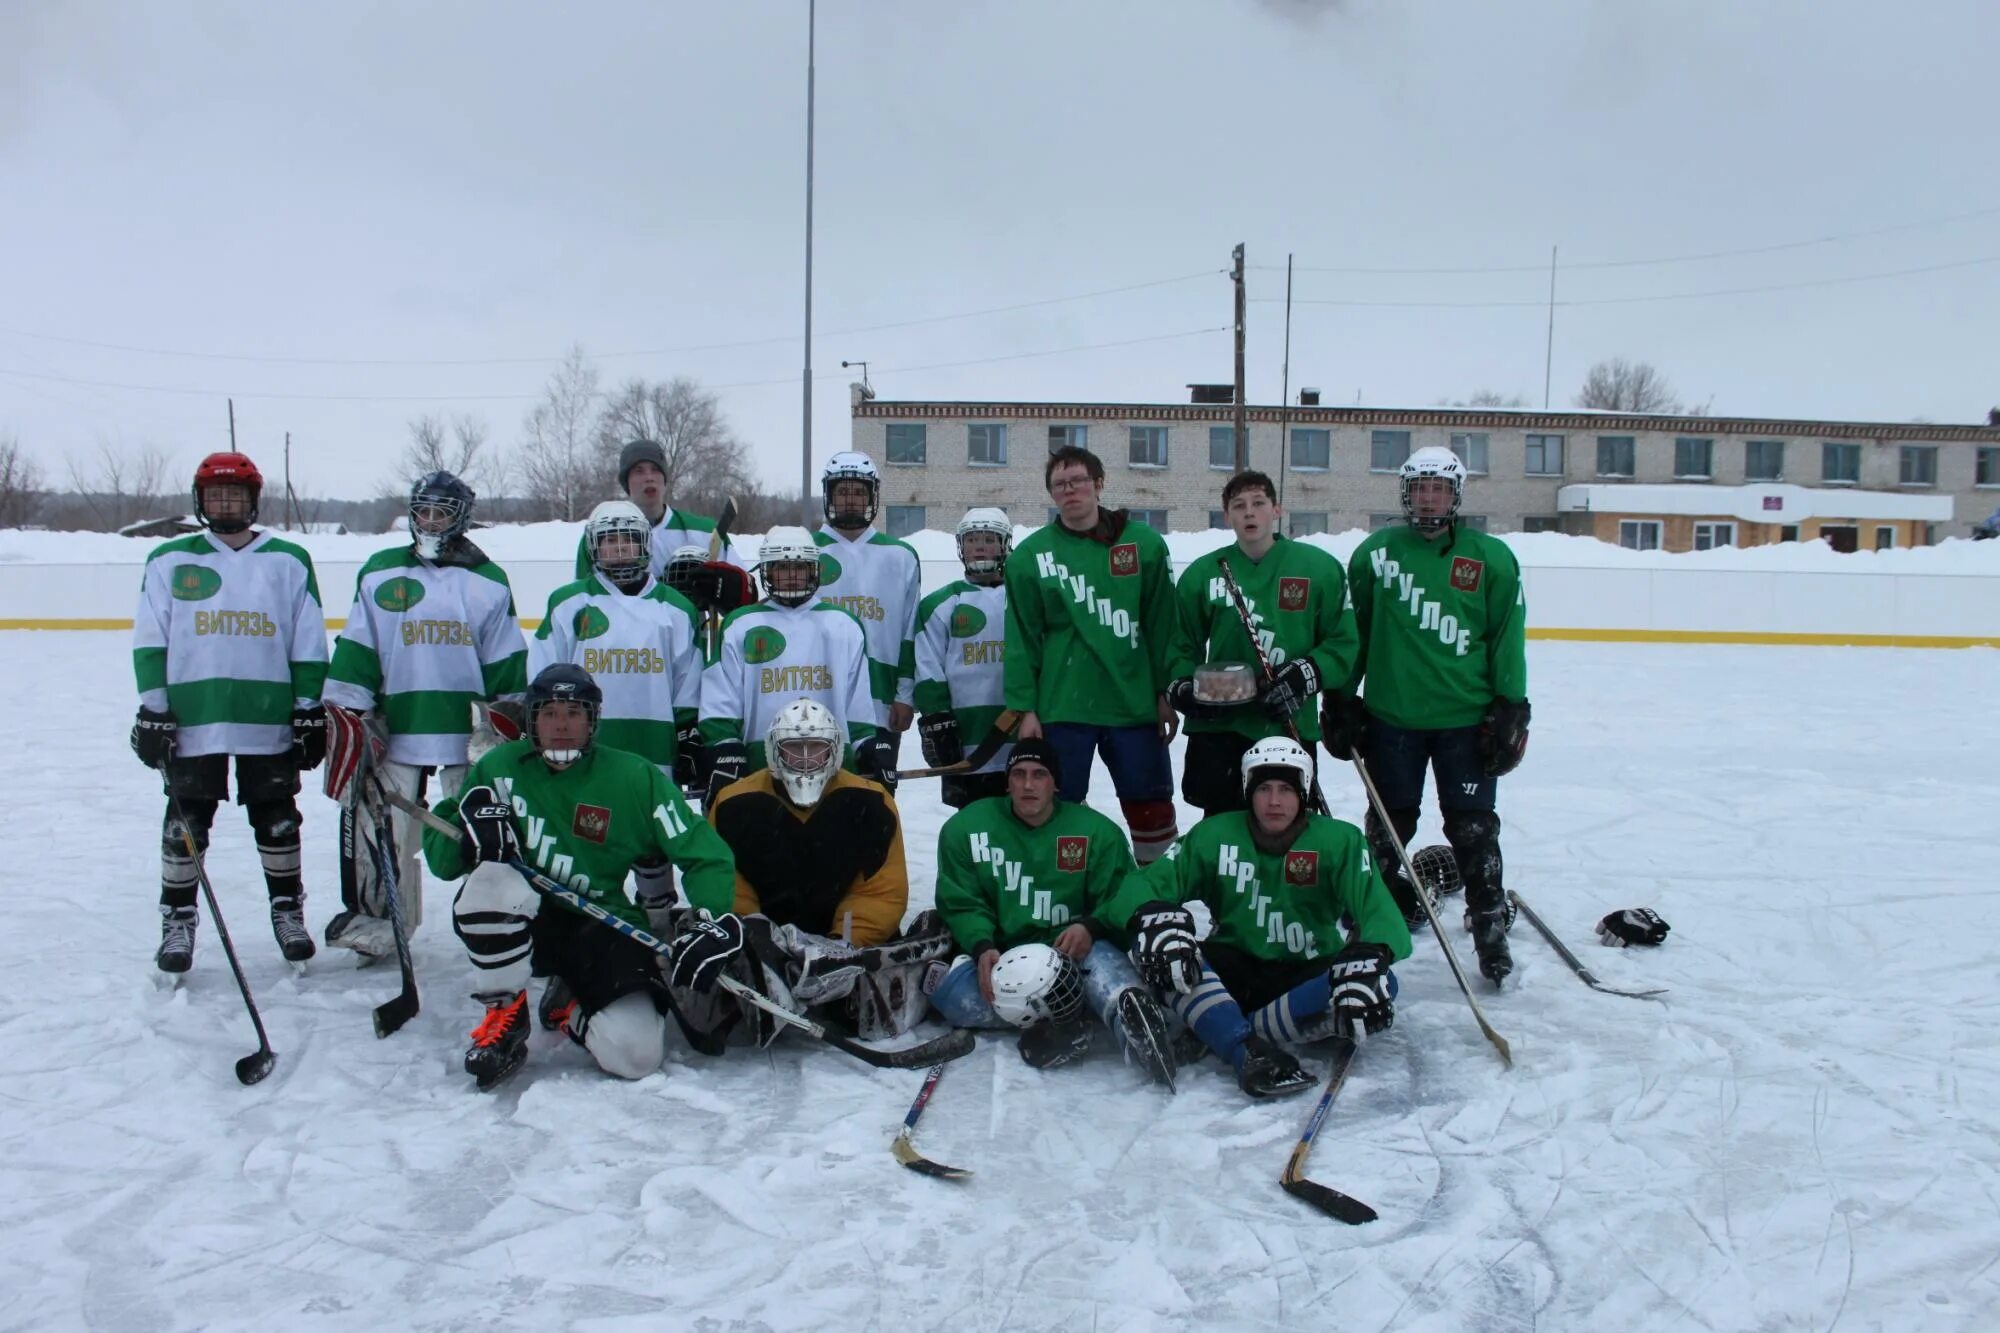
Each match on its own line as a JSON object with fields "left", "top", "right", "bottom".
{"left": 1102, "top": 738, "right": 1412, "bottom": 1097}
{"left": 700, "top": 526, "right": 885, "bottom": 804}
{"left": 322, "top": 471, "right": 529, "bottom": 959}
{"left": 814, "top": 452, "right": 921, "bottom": 759}
{"left": 913, "top": 507, "right": 1013, "bottom": 808}
{"left": 131, "top": 451, "right": 327, "bottom": 972}
{"left": 929, "top": 740, "right": 1178, "bottom": 1084}
{"left": 1166, "top": 470, "right": 1358, "bottom": 818}
{"left": 1321, "top": 446, "right": 1529, "bottom": 983}
{"left": 427, "top": 664, "right": 738, "bottom": 1089}
{"left": 1004, "top": 446, "right": 1180, "bottom": 864}
{"left": 569, "top": 439, "right": 752, "bottom": 611}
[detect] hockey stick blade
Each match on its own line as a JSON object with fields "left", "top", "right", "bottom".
{"left": 1278, "top": 1040, "right": 1378, "bottom": 1224}
{"left": 894, "top": 710, "right": 1021, "bottom": 780}
{"left": 818, "top": 1020, "right": 976, "bottom": 1071}
{"left": 1509, "top": 892, "right": 1667, "bottom": 1000}
{"left": 892, "top": 1061, "right": 971, "bottom": 1179}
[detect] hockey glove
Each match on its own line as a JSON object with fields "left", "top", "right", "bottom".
{"left": 131, "top": 707, "right": 177, "bottom": 769}
{"left": 672, "top": 562, "right": 753, "bottom": 614}
{"left": 672, "top": 723, "right": 703, "bottom": 794}
{"left": 457, "top": 784, "right": 519, "bottom": 864}
{"left": 1596, "top": 907, "right": 1671, "bottom": 948}
{"left": 855, "top": 734, "right": 897, "bottom": 792}
{"left": 292, "top": 703, "right": 328, "bottom": 771}
{"left": 1258, "top": 658, "right": 1321, "bottom": 722}
{"left": 704, "top": 739, "right": 747, "bottom": 807}
{"left": 918, "top": 712, "right": 963, "bottom": 768}
{"left": 1319, "top": 693, "right": 1367, "bottom": 761}
{"left": 1127, "top": 900, "right": 1201, "bottom": 995}
{"left": 1326, "top": 940, "right": 1396, "bottom": 1040}
{"left": 667, "top": 912, "right": 746, "bottom": 995}
{"left": 1164, "top": 676, "right": 1224, "bottom": 720}
{"left": 1478, "top": 697, "right": 1531, "bottom": 778}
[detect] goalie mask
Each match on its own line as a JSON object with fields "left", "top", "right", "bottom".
{"left": 526, "top": 663, "right": 601, "bottom": 769}
{"left": 584, "top": 499, "right": 651, "bottom": 586}
{"left": 758, "top": 526, "right": 823, "bottom": 607}
{"left": 821, "top": 451, "right": 880, "bottom": 530}
{"left": 988, "top": 943, "right": 1084, "bottom": 1028}
{"left": 955, "top": 506, "right": 1012, "bottom": 583}
{"left": 1398, "top": 446, "right": 1465, "bottom": 536}
{"left": 764, "top": 697, "right": 843, "bottom": 807}
{"left": 410, "top": 470, "right": 475, "bottom": 559}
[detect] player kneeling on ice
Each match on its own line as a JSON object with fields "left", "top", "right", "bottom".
{"left": 693, "top": 698, "right": 953, "bottom": 1044}
{"left": 426, "top": 663, "right": 737, "bottom": 1091}
{"left": 1100, "top": 738, "right": 1413, "bottom": 1098}
{"left": 927, "top": 740, "right": 1180, "bottom": 1087}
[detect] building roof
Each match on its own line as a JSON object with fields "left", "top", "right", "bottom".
{"left": 1557, "top": 483, "right": 1954, "bottom": 523}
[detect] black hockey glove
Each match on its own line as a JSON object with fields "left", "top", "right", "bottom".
{"left": 672, "top": 723, "right": 703, "bottom": 794}
{"left": 667, "top": 912, "right": 745, "bottom": 995}
{"left": 1596, "top": 907, "right": 1671, "bottom": 948}
{"left": 918, "top": 712, "right": 963, "bottom": 768}
{"left": 1319, "top": 693, "right": 1367, "bottom": 762}
{"left": 855, "top": 734, "right": 898, "bottom": 792}
{"left": 1258, "top": 658, "right": 1321, "bottom": 722}
{"left": 704, "top": 739, "right": 747, "bottom": 807}
{"left": 1126, "top": 900, "right": 1201, "bottom": 995}
{"left": 292, "top": 703, "right": 327, "bottom": 771}
{"left": 671, "top": 562, "right": 753, "bottom": 614}
{"left": 457, "top": 784, "right": 519, "bottom": 864}
{"left": 1326, "top": 940, "right": 1395, "bottom": 1040}
{"left": 131, "top": 707, "right": 177, "bottom": 770}
{"left": 1164, "top": 676, "right": 1224, "bottom": 720}
{"left": 1478, "top": 697, "right": 1531, "bottom": 778}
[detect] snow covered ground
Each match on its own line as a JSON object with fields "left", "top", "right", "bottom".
{"left": 3, "top": 632, "right": 1996, "bottom": 1331}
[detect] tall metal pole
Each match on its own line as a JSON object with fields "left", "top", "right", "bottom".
{"left": 1277, "top": 254, "right": 1294, "bottom": 512}
{"left": 1232, "top": 242, "right": 1248, "bottom": 472}
{"left": 1542, "top": 244, "right": 1558, "bottom": 410}
{"left": 800, "top": 0, "right": 817, "bottom": 522}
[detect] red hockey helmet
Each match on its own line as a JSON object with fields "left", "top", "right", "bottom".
{"left": 192, "top": 451, "right": 263, "bottom": 533}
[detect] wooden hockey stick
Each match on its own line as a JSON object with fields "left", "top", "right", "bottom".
{"left": 1213, "top": 556, "right": 1330, "bottom": 816}
{"left": 891, "top": 1061, "right": 972, "bottom": 1179}
{"left": 1279, "top": 1040, "right": 1377, "bottom": 1224}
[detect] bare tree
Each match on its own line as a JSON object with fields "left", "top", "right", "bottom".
{"left": 393, "top": 412, "right": 504, "bottom": 496}
{"left": 0, "top": 434, "right": 45, "bottom": 528}
{"left": 514, "top": 346, "right": 603, "bottom": 521}
{"left": 64, "top": 441, "right": 177, "bottom": 531}
{"left": 1437, "top": 390, "right": 1530, "bottom": 408}
{"left": 1575, "top": 358, "right": 1682, "bottom": 413}
{"left": 594, "top": 376, "right": 750, "bottom": 504}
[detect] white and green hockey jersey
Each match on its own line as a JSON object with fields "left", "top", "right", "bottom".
{"left": 814, "top": 525, "right": 920, "bottom": 717}
{"left": 132, "top": 530, "right": 327, "bottom": 758}
{"left": 913, "top": 580, "right": 1010, "bottom": 776}
{"left": 699, "top": 599, "right": 877, "bottom": 771}
{"left": 324, "top": 545, "right": 529, "bottom": 767}
{"left": 571, "top": 507, "right": 747, "bottom": 581}
{"left": 530, "top": 574, "right": 704, "bottom": 770}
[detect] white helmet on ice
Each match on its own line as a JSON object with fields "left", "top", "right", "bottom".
{"left": 1399, "top": 446, "right": 1466, "bottom": 535}
{"left": 954, "top": 506, "right": 1012, "bottom": 581}
{"left": 987, "top": 943, "right": 1084, "bottom": 1028}
{"left": 583, "top": 499, "right": 651, "bottom": 584}
{"left": 821, "top": 450, "right": 880, "bottom": 529}
{"left": 1241, "top": 735, "right": 1315, "bottom": 801}
{"left": 764, "top": 697, "right": 844, "bottom": 808}
{"left": 757, "top": 525, "right": 823, "bottom": 606}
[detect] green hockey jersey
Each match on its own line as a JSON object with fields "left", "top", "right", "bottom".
{"left": 1003, "top": 515, "right": 1175, "bottom": 727}
{"left": 934, "top": 796, "right": 1137, "bottom": 957}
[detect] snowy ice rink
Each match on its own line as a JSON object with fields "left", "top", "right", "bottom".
{"left": 2, "top": 631, "right": 1996, "bottom": 1331}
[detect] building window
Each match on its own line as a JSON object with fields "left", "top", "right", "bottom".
{"left": 968, "top": 423, "right": 1007, "bottom": 466}
{"left": 1369, "top": 512, "right": 1402, "bottom": 530}
{"left": 1692, "top": 521, "right": 1734, "bottom": 550}
{"left": 1875, "top": 525, "right": 1896, "bottom": 550}
{"left": 1290, "top": 428, "right": 1330, "bottom": 471}
{"left": 1899, "top": 445, "right": 1937, "bottom": 487}
{"left": 1619, "top": 520, "right": 1661, "bottom": 551}
{"left": 1525, "top": 434, "right": 1565, "bottom": 476}
{"left": 1779, "top": 525, "right": 1800, "bottom": 542}
{"left": 1745, "top": 439, "right": 1785, "bottom": 481}
{"left": 1369, "top": 430, "right": 1411, "bottom": 472}
{"left": 1822, "top": 442, "right": 1860, "bottom": 484}
{"left": 1674, "top": 437, "right": 1714, "bottom": 480}
{"left": 1128, "top": 508, "right": 1170, "bottom": 530}
{"left": 1208, "top": 426, "right": 1237, "bottom": 469}
{"left": 1289, "top": 511, "right": 1329, "bottom": 537}
{"left": 1207, "top": 509, "right": 1226, "bottom": 530}
{"left": 884, "top": 505, "right": 925, "bottom": 537}
{"left": 1048, "top": 424, "right": 1087, "bottom": 452}
{"left": 1449, "top": 432, "right": 1489, "bottom": 475}
{"left": 1595, "top": 436, "right": 1635, "bottom": 477}
{"left": 1978, "top": 447, "right": 2000, "bottom": 486}
{"left": 1522, "top": 516, "right": 1562, "bottom": 533}
{"left": 1129, "top": 425, "right": 1168, "bottom": 468}
{"left": 1458, "top": 514, "right": 1489, "bottom": 532}
{"left": 885, "top": 423, "right": 927, "bottom": 465}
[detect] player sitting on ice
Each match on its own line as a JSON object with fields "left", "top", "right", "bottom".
{"left": 686, "top": 698, "right": 953, "bottom": 1045}
{"left": 1103, "top": 738, "right": 1413, "bottom": 1097}
{"left": 928, "top": 740, "right": 1180, "bottom": 1087}
{"left": 426, "top": 662, "right": 737, "bottom": 1091}
{"left": 913, "top": 507, "right": 1014, "bottom": 809}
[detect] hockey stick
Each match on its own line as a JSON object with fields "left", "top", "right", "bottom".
{"left": 167, "top": 793, "right": 277, "bottom": 1086}
{"left": 1279, "top": 1040, "right": 1377, "bottom": 1224}
{"left": 1351, "top": 756, "right": 1513, "bottom": 1066}
{"left": 892, "top": 1061, "right": 971, "bottom": 1180}
{"left": 325, "top": 706, "right": 421, "bottom": 1036}
{"left": 1509, "top": 892, "right": 1667, "bottom": 1000}
{"left": 893, "top": 709, "right": 1021, "bottom": 780}
{"left": 702, "top": 496, "right": 738, "bottom": 656}
{"left": 1213, "top": 557, "right": 1330, "bottom": 817}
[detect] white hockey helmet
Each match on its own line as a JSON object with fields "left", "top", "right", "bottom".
{"left": 583, "top": 499, "right": 651, "bottom": 584}
{"left": 1399, "top": 446, "right": 1466, "bottom": 534}
{"left": 1241, "top": 735, "right": 1315, "bottom": 801}
{"left": 988, "top": 943, "right": 1084, "bottom": 1028}
{"left": 757, "top": 525, "right": 823, "bottom": 606}
{"left": 663, "top": 543, "right": 708, "bottom": 598}
{"left": 821, "top": 450, "right": 880, "bottom": 528}
{"left": 955, "top": 506, "right": 1012, "bottom": 580}
{"left": 764, "top": 697, "right": 844, "bottom": 808}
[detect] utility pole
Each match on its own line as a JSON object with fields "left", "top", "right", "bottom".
{"left": 227, "top": 398, "right": 237, "bottom": 450}
{"left": 800, "top": 0, "right": 817, "bottom": 523}
{"left": 1543, "top": 244, "right": 1558, "bottom": 410}
{"left": 1276, "top": 254, "right": 1294, "bottom": 511}
{"left": 1232, "top": 243, "right": 1248, "bottom": 472}
{"left": 283, "top": 431, "right": 295, "bottom": 530}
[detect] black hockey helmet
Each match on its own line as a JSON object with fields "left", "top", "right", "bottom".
{"left": 410, "top": 470, "right": 475, "bottom": 558}
{"left": 525, "top": 663, "right": 602, "bottom": 766}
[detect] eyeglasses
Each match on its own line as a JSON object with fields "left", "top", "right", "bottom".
{"left": 1048, "top": 476, "right": 1095, "bottom": 494}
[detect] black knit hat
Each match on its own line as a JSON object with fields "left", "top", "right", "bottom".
{"left": 1006, "top": 738, "right": 1062, "bottom": 787}
{"left": 617, "top": 439, "right": 668, "bottom": 491}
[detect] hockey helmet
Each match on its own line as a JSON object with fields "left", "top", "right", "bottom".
{"left": 757, "top": 526, "right": 823, "bottom": 606}
{"left": 1241, "top": 735, "right": 1315, "bottom": 801}
{"left": 988, "top": 943, "right": 1084, "bottom": 1028}
{"left": 955, "top": 506, "right": 1012, "bottom": 580}
{"left": 820, "top": 450, "right": 880, "bottom": 528}
{"left": 526, "top": 662, "right": 601, "bottom": 767}
{"left": 192, "top": 451, "right": 263, "bottom": 534}
{"left": 585, "top": 499, "right": 651, "bottom": 585}
{"left": 1398, "top": 446, "right": 1466, "bottom": 534}
{"left": 410, "top": 470, "right": 475, "bottom": 559}
{"left": 764, "top": 697, "right": 844, "bottom": 808}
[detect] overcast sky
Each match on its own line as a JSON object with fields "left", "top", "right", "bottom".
{"left": 3, "top": 0, "right": 1995, "bottom": 502}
